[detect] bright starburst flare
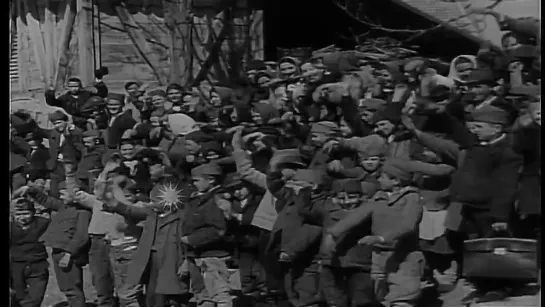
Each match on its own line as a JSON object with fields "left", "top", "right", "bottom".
{"left": 157, "top": 182, "right": 184, "bottom": 212}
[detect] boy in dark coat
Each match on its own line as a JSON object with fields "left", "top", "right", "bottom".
{"left": 45, "top": 110, "right": 85, "bottom": 196}
{"left": 77, "top": 129, "right": 106, "bottom": 192}
{"left": 10, "top": 198, "right": 50, "bottom": 307}
{"left": 227, "top": 182, "right": 267, "bottom": 301}
{"left": 310, "top": 178, "right": 375, "bottom": 307}
{"left": 45, "top": 76, "right": 108, "bottom": 130}
{"left": 104, "top": 151, "right": 189, "bottom": 307}
{"left": 267, "top": 166, "right": 325, "bottom": 307}
{"left": 181, "top": 163, "right": 233, "bottom": 307}
{"left": 403, "top": 105, "right": 523, "bottom": 303}
{"left": 97, "top": 93, "right": 137, "bottom": 150}
{"left": 20, "top": 182, "right": 92, "bottom": 307}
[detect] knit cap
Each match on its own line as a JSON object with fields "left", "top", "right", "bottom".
{"left": 107, "top": 93, "right": 125, "bottom": 104}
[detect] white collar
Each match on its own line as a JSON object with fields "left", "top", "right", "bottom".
{"left": 479, "top": 133, "right": 506, "bottom": 146}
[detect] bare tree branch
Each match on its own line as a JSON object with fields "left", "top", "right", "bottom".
{"left": 331, "top": 0, "right": 504, "bottom": 42}
{"left": 100, "top": 21, "right": 169, "bottom": 49}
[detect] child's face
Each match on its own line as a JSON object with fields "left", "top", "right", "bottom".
{"left": 192, "top": 176, "right": 213, "bottom": 192}
{"left": 234, "top": 187, "right": 249, "bottom": 200}
{"left": 14, "top": 209, "right": 34, "bottom": 226}
{"left": 530, "top": 103, "right": 541, "bottom": 126}
{"left": 29, "top": 179, "right": 46, "bottom": 191}
{"left": 120, "top": 144, "right": 136, "bottom": 160}
{"left": 360, "top": 156, "right": 381, "bottom": 172}
{"left": 374, "top": 120, "right": 395, "bottom": 137}
{"left": 205, "top": 150, "right": 220, "bottom": 162}
{"left": 185, "top": 140, "right": 201, "bottom": 155}
{"left": 466, "top": 121, "right": 502, "bottom": 142}
{"left": 333, "top": 192, "right": 361, "bottom": 208}
{"left": 378, "top": 172, "right": 398, "bottom": 191}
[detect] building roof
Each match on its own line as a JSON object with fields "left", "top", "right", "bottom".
{"left": 393, "top": 0, "right": 539, "bottom": 48}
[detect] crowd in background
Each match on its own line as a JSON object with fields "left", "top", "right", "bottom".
{"left": 9, "top": 9, "right": 541, "bottom": 307}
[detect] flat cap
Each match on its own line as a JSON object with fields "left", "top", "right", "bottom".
{"left": 82, "top": 130, "right": 100, "bottom": 138}
{"left": 107, "top": 93, "right": 125, "bottom": 103}
{"left": 270, "top": 149, "right": 307, "bottom": 168}
{"left": 310, "top": 121, "right": 339, "bottom": 135}
{"left": 191, "top": 163, "right": 223, "bottom": 177}
{"left": 48, "top": 110, "right": 68, "bottom": 122}
{"left": 469, "top": 104, "right": 509, "bottom": 125}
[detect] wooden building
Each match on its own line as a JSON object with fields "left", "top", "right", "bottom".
{"left": 10, "top": 0, "right": 264, "bottom": 95}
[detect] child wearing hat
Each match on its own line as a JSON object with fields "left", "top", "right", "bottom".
{"left": 18, "top": 182, "right": 92, "bottom": 307}
{"left": 322, "top": 158, "right": 425, "bottom": 307}
{"left": 99, "top": 93, "right": 137, "bottom": 150}
{"left": 266, "top": 166, "right": 329, "bottom": 307}
{"left": 101, "top": 172, "right": 189, "bottom": 307}
{"left": 75, "top": 175, "right": 146, "bottom": 307}
{"left": 310, "top": 178, "right": 375, "bottom": 307}
{"left": 182, "top": 163, "right": 234, "bottom": 307}
{"left": 10, "top": 198, "right": 51, "bottom": 307}
{"left": 263, "top": 151, "right": 326, "bottom": 307}
{"left": 47, "top": 110, "right": 85, "bottom": 196}
{"left": 403, "top": 108, "right": 523, "bottom": 302}
{"left": 77, "top": 129, "right": 106, "bottom": 193}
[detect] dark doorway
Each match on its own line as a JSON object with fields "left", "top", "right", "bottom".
{"left": 262, "top": 0, "right": 356, "bottom": 60}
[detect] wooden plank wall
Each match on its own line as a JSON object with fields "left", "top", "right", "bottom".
{"left": 13, "top": 0, "right": 79, "bottom": 95}
{"left": 11, "top": 0, "right": 264, "bottom": 96}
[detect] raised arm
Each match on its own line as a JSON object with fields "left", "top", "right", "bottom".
{"left": 44, "top": 89, "right": 62, "bottom": 107}
{"left": 233, "top": 148, "right": 267, "bottom": 189}
{"left": 26, "top": 188, "right": 64, "bottom": 211}
{"left": 327, "top": 202, "right": 376, "bottom": 240}
{"left": 380, "top": 192, "right": 423, "bottom": 243}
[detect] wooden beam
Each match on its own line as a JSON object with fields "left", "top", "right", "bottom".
{"left": 22, "top": 0, "right": 48, "bottom": 88}
{"left": 44, "top": 0, "right": 56, "bottom": 87}
{"left": 163, "top": 0, "right": 188, "bottom": 85}
{"left": 115, "top": 4, "right": 167, "bottom": 85}
{"left": 192, "top": 10, "right": 232, "bottom": 87}
{"left": 16, "top": 18, "right": 31, "bottom": 92}
{"left": 55, "top": 0, "right": 77, "bottom": 89}
{"left": 77, "top": 0, "right": 94, "bottom": 86}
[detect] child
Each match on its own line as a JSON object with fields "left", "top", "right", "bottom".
{"left": 226, "top": 182, "right": 268, "bottom": 301}
{"left": 317, "top": 179, "right": 376, "bottom": 307}
{"left": 103, "top": 155, "right": 189, "bottom": 307}
{"left": 322, "top": 158, "right": 425, "bottom": 307}
{"left": 76, "top": 175, "right": 146, "bottom": 307}
{"left": 269, "top": 168, "right": 326, "bottom": 307}
{"left": 10, "top": 198, "right": 50, "bottom": 307}
{"left": 20, "top": 181, "right": 92, "bottom": 307}
{"left": 182, "top": 163, "right": 233, "bottom": 307}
